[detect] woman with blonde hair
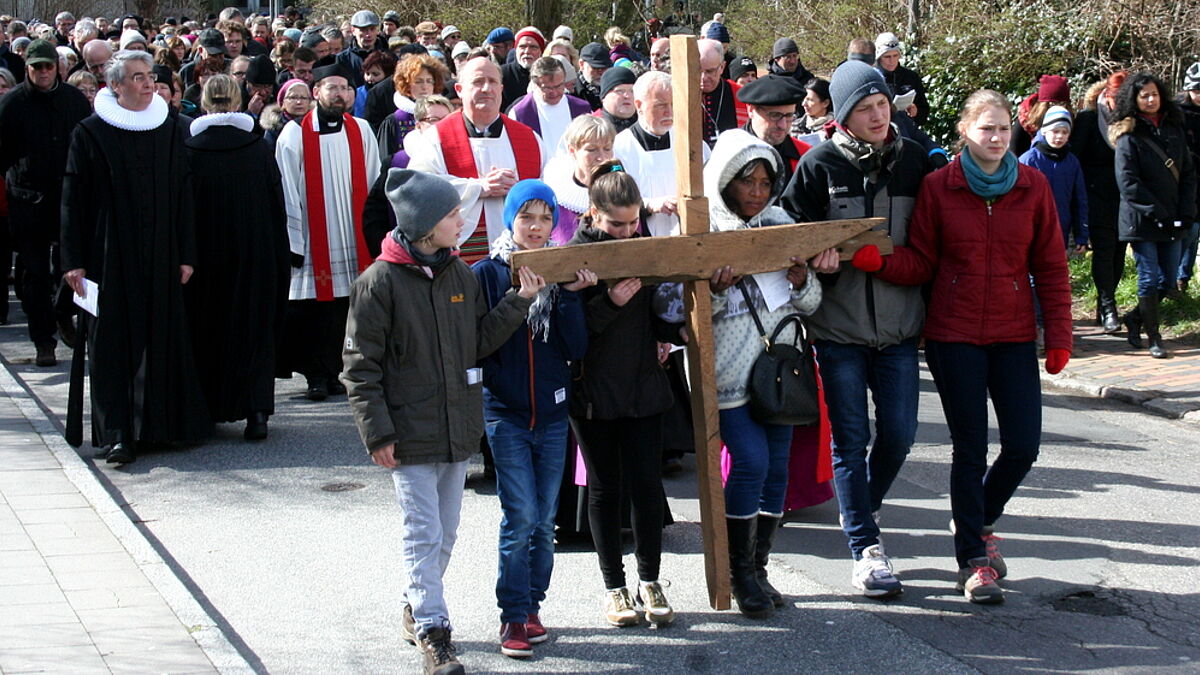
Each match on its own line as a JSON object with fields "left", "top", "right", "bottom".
{"left": 185, "top": 74, "right": 290, "bottom": 441}
{"left": 543, "top": 115, "right": 615, "bottom": 243}
{"left": 859, "top": 89, "right": 1073, "bottom": 604}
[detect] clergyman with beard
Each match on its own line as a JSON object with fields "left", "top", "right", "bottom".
{"left": 274, "top": 62, "right": 380, "bottom": 401}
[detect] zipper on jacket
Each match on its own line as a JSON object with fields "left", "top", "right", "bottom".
{"left": 982, "top": 200, "right": 993, "bottom": 328}
{"left": 527, "top": 328, "right": 537, "bottom": 430}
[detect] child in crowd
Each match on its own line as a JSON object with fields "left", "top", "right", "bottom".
{"left": 567, "top": 159, "right": 683, "bottom": 627}
{"left": 342, "top": 170, "right": 544, "bottom": 675}
{"left": 471, "top": 180, "right": 596, "bottom": 658}
{"left": 1018, "top": 106, "right": 1089, "bottom": 253}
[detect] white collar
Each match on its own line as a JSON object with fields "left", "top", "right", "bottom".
{"left": 534, "top": 95, "right": 564, "bottom": 110}
{"left": 190, "top": 112, "right": 255, "bottom": 136}
{"left": 94, "top": 87, "right": 169, "bottom": 131}
{"left": 541, "top": 155, "right": 589, "bottom": 214}
{"left": 393, "top": 92, "right": 416, "bottom": 113}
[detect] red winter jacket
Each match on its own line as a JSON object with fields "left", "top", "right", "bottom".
{"left": 874, "top": 158, "right": 1073, "bottom": 352}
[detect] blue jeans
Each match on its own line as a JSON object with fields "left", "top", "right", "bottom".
{"left": 486, "top": 417, "right": 569, "bottom": 624}
{"left": 1130, "top": 239, "right": 1182, "bottom": 297}
{"left": 815, "top": 338, "right": 919, "bottom": 559}
{"left": 719, "top": 405, "right": 793, "bottom": 518}
{"left": 1177, "top": 222, "right": 1200, "bottom": 282}
{"left": 392, "top": 460, "right": 469, "bottom": 637}
{"left": 925, "top": 341, "right": 1041, "bottom": 567}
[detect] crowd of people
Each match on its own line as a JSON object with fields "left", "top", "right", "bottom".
{"left": 0, "top": 7, "right": 1196, "bottom": 675}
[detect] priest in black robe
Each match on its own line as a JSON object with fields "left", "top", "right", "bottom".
{"left": 185, "top": 74, "right": 290, "bottom": 440}
{"left": 61, "top": 50, "right": 212, "bottom": 465}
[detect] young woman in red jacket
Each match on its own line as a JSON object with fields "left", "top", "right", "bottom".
{"left": 851, "top": 90, "right": 1073, "bottom": 604}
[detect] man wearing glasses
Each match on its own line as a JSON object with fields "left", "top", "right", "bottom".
{"left": 738, "top": 74, "right": 812, "bottom": 190}
{"left": 81, "top": 39, "right": 112, "bottom": 82}
{"left": 0, "top": 39, "right": 91, "bottom": 366}
{"left": 274, "top": 63, "right": 380, "bottom": 401}
{"left": 506, "top": 56, "right": 590, "bottom": 154}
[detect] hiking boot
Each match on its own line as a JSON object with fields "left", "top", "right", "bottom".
{"left": 981, "top": 527, "right": 1007, "bottom": 579}
{"left": 636, "top": 580, "right": 676, "bottom": 626}
{"left": 35, "top": 343, "right": 56, "bottom": 367}
{"left": 851, "top": 544, "right": 902, "bottom": 598}
{"left": 400, "top": 604, "right": 416, "bottom": 645}
{"left": 957, "top": 557, "right": 1004, "bottom": 604}
{"left": 419, "top": 626, "right": 464, "bottom": 675}
{"left": 525, "top": 613, "right": 548, "bottom": 644}
{"left": 603, "top": 587, "right": 640, "bottom": 627}
{"left": 499, "top": 622, "right": 532, "bottom": 658}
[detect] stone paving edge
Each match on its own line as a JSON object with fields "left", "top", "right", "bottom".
{"left": 0, "top": 362, "right": 256, "bottom": 674}
{"left": 1042, "top": 370, "right": 1200, "bottom": 421}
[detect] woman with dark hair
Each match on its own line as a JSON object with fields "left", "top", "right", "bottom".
{"left": 568, "top": 159, "right": 682, "bottom": 627}
{"left": 686, "top": 129, "right": 833, "bottom": 618}
{"left": 793, "top": 78, "right": 831, "bottom": 138}
{"left": 1011, "top": 75, "right": 1071, "bottom": 155}
{"left": 1110, "top": 71, "right": 1197, "bottom": 358}
{"left": 376, "top": 54, "right": 449, "bottom": 163}
{"left": 1071, "top": 72, "right": 1128, "bottom": 333}
{"left": 353, "top": 49, "right": 396, "bottom": 119}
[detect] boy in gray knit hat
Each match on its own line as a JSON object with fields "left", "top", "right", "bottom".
{"left": 342, "top": 168, "right": 544, "bottom": 675}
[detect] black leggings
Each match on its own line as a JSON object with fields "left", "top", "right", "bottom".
{"left": 572, "top": 414, "right": 665, "bottom": 589}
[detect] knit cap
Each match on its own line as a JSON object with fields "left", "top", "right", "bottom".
{"left": 1041, "top": 105, "right": 1072, "bottom": 131}
{"left": 515, "top": 26, "right": 546, "bottom": 50}
{"left": 386, "top": 170, "right": 463, "bottom": 242}
{"left": 503, "top": 180, "right": 559, "bottom": 231}
{"left": 772, "top": 37, "right": 798, "bottom": 59}
{"left": 874, "top": 32, "right": 900, "bottom": 58}
{"left": 600, "top": 65, "right": 637, "bottom": 99}
{"left": 1036, "top": 74, "right": 1070, "bottom": 103}
{"left": 1183, "top": 62, "right": 1200, "bottom": 92}
{"left": 705, "top": 22, "right": 730, "bottom": 44}
{"left": 829, "top": 59, "right": 891, "bottom": 125}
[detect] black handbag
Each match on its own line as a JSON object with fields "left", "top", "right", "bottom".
{"left": 738, "top": 282, "right": 820, "bottom": 426}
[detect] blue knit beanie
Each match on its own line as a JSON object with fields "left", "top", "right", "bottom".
{"left": 503, "top": 180, "right": 559, "bottom": 231}
{"left": 830, "top": 59, "right": 892, "bottom": 125}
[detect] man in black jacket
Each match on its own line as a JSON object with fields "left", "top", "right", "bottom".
{"left": 874, "top": 32, "right": 929, "bottom": 127}
{"left": 0, "top": 39, "right": 91, "bottom": 366}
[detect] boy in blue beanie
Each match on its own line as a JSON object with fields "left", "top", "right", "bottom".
{"left": 471, "top": 180, "right": 597, "bottom": 658}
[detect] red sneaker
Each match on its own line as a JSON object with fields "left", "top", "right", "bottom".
{"left": 525, "top": 613, "right": 548, "bottom": 644}
{"left": 499, "top": 621, "right": 532, "bottom": 658}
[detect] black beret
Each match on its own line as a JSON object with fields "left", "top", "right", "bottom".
{"left": 245, "top": 54, "right": 276, "bottom": 86}
{"left": 312, "top": 62, "right": 355, "bottom": 85}
{"left": 736, "top": 74, "right": 806, "bottom": 106}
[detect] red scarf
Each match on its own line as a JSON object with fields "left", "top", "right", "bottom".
{"left": 436, "top": 112, "right": 542, "bottom": 263}
{"left": 301, "top": 109, "right": 373, "bottom": 301}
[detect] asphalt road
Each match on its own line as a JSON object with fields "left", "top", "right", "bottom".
{"left": 3, "top": 316, "right": 1198, "bottom": 674}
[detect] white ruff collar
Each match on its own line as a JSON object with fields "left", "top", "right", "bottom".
{"left": 190, "top": 112, "right": 255, "bottom": 136}
{"left": 94, "top": 88, "right": 168, "bottom": 131}
{"left": 393, "top": 92, "right": 416, "bottom": 114}
{"left": 542, "top": 154, "right": 588, "bottom": 214}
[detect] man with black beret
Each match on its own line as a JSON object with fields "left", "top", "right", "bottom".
{"left": 737, "top": 74, "right": 812, "bottom": 189}
{"left": 274, "top": 61, "right": 380, "bottom": 400}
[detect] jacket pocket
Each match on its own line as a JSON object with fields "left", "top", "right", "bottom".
{"left": 387, "top": 384, "right": 441, "bottom": 448}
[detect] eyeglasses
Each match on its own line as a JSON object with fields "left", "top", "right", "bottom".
{"left": 419, "top": 115, "right": 445, "bottom": 123}
{"left": 284, "top": 94, "right": 310, "bottom": 101}
{"left": 534, "top": 80, "right": 566, "bottom": 92}
{"left": 761, "top": 111, "right": 799, "bottom": 124}
{"left": 231, "top": 70, "right": 248, "bottom": 77}
{"left": 29, "top": 62, "right": 56, "bottom": 71}
{"left": 322, "top": 85, "right": 354, "bottom": 93}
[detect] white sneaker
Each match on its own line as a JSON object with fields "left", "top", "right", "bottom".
{"left": 636, "top": 580, "right": 675, "bottom": 625}
{"left": 852, "top": 544, "right": 903, "bottom": 598}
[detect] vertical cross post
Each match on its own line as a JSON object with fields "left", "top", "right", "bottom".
{"left": 670, "top": 34, "right": 731, "bottom": 610}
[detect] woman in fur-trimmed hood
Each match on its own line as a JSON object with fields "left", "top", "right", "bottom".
{"left": 1109, "top": 71, "right": 1197, "bottom": 358}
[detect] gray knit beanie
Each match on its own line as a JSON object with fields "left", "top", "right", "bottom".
{"left": 386, "top": 169, "right": 462, "bottom": 242}
{"left": 772, "top": 37, "right": 798, "bottom": 60}
{"left": 830, "top": 59, "right": 892, "bottom": 125}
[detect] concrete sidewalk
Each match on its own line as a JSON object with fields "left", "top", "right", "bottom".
{"left": 1046, "top": 319, "right": 1200, "bottom": 421}
{"left": 0, "top": 367, "right": 251, "bottom": 674}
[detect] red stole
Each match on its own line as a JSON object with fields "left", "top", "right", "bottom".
{"left": 301, "top": 109, "right": 373, "bottom": 301}
{"left": 436, "top": 112, "right": 542, "bottom": 263}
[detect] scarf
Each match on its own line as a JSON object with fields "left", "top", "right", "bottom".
{"left": 831, "top": 123, "right": 901, "bottom": 178}
{"left": 388, "top": 228, "right": 453, "bottom": 271}
{"left": 960, "top": 148, "right": 1019, "bottom": 200}
{"left": 489, "top": 229, "right": 558, "bottom": 342}
{"left": 1034, "top": 137, "right": 1068, "bottom": 162}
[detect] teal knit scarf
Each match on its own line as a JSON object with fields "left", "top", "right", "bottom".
{"left": 960, "top": 149, "right": 1018, "bottom": 200}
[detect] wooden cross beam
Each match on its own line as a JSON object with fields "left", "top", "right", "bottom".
{"left": 509, "top": 35, "right": 888, "bottom": 611}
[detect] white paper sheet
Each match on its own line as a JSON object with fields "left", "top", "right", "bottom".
{"left": 751, "top": 269, "right": 792, "bottom": 313}
{"left": 72, "top": 279, "right": 99, "bottom": 317}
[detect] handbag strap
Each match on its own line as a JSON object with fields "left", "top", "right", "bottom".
{"left": 737, "top": 280, "right": 770, "bottom": 345}
{"left": 1142, "top": 133, "right": 1181, "bottom": 182}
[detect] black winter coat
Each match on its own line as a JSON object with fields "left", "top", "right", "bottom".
{"left": 1113, "top": 115, "right": 1197, "bottom": 242}
{"left": 1070, "top": 106, "right": 1120, "bottom": 232}
{"left": 879, "top": 64, "right": 929, "bottom": 126}
{"left": 566, "top": 226, "right": 678, "bottom": 420}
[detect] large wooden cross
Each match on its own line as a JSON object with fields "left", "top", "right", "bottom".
{"left": 511, "top": 35, "right": 888, "bottom": 609}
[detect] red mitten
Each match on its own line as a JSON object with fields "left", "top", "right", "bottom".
{"left": 851, "top": 245, "right": 883, "bottom": 273}
{"left": 1045, "top": 348, "right": 1070, "bottom": 375}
